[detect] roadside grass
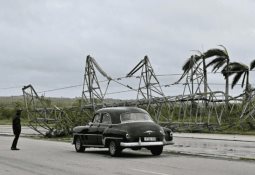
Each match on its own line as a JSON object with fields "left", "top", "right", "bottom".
{"left": 0, "top": 119, "right": 29, "bottom": 125}
{"left": 1, "top": 96, "right": 255, "bottom": 136}
{"left": 27, "top": 135, "right": 72, "bottom": 143}
{"left": 0, "top": 119, "right": 12, "bottom": 125}
{"left": 240, "top": 157, "right": 255, "bottom": 161}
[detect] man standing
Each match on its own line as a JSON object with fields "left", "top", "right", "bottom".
{"left": 11, "top": 109, "right": 22, "bottom": 150}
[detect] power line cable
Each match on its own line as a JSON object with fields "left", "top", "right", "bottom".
{"left": 0, "top": 86, "right": 23, "bottom": 90}
{"left": 2, "top": 69, "right": 255, "bottom": 92}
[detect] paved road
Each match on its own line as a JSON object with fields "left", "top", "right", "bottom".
{"left": 1, "top": 125, "right": 255, "bottom": 159}
{"left": 0, "top": 136, "right": 254, "bottom": 175}
{"left": 169, "top": 136, "right": 255, "bottom": 159}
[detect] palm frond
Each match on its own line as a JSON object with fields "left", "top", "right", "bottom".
{"left": 231, "top": 72, "right": 243, "bottom": 89}
{"left": 191, "top": 61, "right": 202, "bottom": 77}
{"left": 206, "top": 57, "right": 226, "bottom": 68}
{"left": 212, "top": 60, "right": 226, "bottom": 72}
{"left": 228, "top": 62, "right": 247, "bottom": 70}
{"left": 250, "top": 60, "right": 255, "bottom": 70}
{"left": 221, "top": 64, "right": 236, "bottom": 77}
{"left": 222, "top": 62, "right": 247, "bottom": 77}
{"left": 182, "top": 55, "right": 201, "bottom": 72}
{"left": 178, "top": 55, "right": 202, "bottom": 83}
{"left": 221, "top": 64, "right": 229, "bottom": 77}
{"left": 218, "top": 45, "right": 229, "bottom": 56}
{"left": 175, "top": 72, "right": 187, "bottom": 84}
{"left": 231, "top": 62, "right": 248, "bottom": 67}
{"left": 203, "top": 48, "right": 228, "bottom": 58}
{"left": 228, "top": 66, "right": 244, "bottom": 76}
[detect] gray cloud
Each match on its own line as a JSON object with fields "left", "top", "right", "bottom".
{"left": 1, "top": 0, "right": 255, "bottom": 98}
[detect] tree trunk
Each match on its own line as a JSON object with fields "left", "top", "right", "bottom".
{"left": 225, "top": 60, "right": 229, "bottom": 108}
{"left": 203, "top": 58, "right": 207, "bottom": 97}
{"left": 202, "top": 58, "right": 208, "bottom": 109}
{"left": 245, "top": 71, "right": 250, "bottom": 102}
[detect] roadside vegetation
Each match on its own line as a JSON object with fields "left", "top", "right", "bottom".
{"left": 0, "top": 96, "right": 255, "bottom": 135}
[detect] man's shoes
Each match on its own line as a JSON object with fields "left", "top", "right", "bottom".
{"left": 11, "top": 147, "right": 20, "bottom": 150}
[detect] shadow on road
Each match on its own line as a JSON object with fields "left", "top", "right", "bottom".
{"left": 69, "top": 149, "right": 171, "bottom": 159}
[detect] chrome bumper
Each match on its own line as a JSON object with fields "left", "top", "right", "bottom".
{"left": 120, "top": 138, "right": 174, "bottom": 147}
{"left": 164, "top": 140, "right": 174, "bottom": 145}
{"left": 120, "top": 141, "right": 164, "bottom": 147}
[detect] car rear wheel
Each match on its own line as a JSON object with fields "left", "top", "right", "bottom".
{"left": 150, "top": 146, "right": 163, "bottom": 156}
{"left": 75, "top": 136, "right": 85, "bottom": 152}
{"left": 109, "top": 140, "right": 121, "bottom": 157}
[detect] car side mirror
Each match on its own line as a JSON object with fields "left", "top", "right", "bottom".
{"left": 88, "top": 122, "right": 92, "bottom": 126}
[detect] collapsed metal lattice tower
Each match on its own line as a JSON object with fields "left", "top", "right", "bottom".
{"left": 240, "top": 88, "right": 255, "bottom": 121}
{"left": 81, "top": 55, "right": 112, "bottom": 111}
{"left": 22, "top": 84, "right": 72, "bottom": 136}
{"left": 126, "top": 56, "right": 170, "bottom": 122}
{"left": 169, "top": 56, "right": 229, "bottom": 128}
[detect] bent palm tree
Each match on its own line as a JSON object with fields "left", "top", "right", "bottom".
{"left": 222, "top": 62, "right": 250, "bottom": 101}
{"left": 178, "top": 51, "right": 210, "bottom": 100}
{"left": 205, "top": 45, "right": 230, "bottom": 105}
{"left": 178, "top": 55, "right": 201, "bottom": 81}
{"left": 177, "top": 55, "right": 201, "bottom": 94}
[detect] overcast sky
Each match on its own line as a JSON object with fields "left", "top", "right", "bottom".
{"left": 1, "top": 0, "right": 255, "bottom": 99}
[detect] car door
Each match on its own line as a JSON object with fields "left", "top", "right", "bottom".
{"left": 86, "top": 113, "right": 101, "bottom": 145}
{"left": 97, "top": 113, "right": 112, "bottom": 145}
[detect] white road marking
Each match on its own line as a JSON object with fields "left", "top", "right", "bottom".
{"left": 130, "top": 168, "right": 170, "bottom": 175}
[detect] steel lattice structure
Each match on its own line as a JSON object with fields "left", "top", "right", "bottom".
{"left": 22, "top": 85, "right": 73, "bottom": 136}
{"left": 22, "top": 55, "right": 255, "bottom": 136}
{"left": 126, "top": 56, "right": 171, "bottom": 122}
{"left": 81, "top": 55, "right": 112, "bottom": 111}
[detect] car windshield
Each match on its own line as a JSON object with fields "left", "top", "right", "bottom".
{"left": 120, "top": 113, "right": 153, "bottom": 123}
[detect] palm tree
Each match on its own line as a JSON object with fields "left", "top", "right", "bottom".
{"left": 205, "top": 45, "right": 230, "bottom": 106}
{"left": 177, "top": 54, "right": 201, "bottom": 94}
{"left": 200, "top": 51, "right": 208, "bottom": 98}
{"left": 178, "top": 51, "right": 210, "bottom": 99}
{"left": 222, "top": 62, "right": 250, "bottom": 101}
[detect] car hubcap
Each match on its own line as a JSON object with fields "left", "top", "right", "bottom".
{"left": 110, "top": 142, "right": 116, "bottom": 154}
{"left": 76, "top": 139, "right": 81, "bottom": 150}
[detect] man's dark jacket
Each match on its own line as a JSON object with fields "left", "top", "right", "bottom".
{"left": 12, "top": 115, "right": 21, "bottom": 135}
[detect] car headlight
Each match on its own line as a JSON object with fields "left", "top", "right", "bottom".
{"left": 159, "top": 127, "right": 165, "bottom": 136}
{"left": 126, "top": 133, "right": 131, "bottom": 139}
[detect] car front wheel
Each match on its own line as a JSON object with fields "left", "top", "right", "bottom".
{"left": 109, "top": 140, "right": 121, "bottom": 157}
{"left": 150, "top": 146, "right": 163, "bottom": 156}
{"left": 75, "top": 136, "right": 85, "bottom": 152}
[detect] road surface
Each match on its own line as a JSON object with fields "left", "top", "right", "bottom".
{"left": 1, "top": 125, "right": 255, "bottom": 159}
{"left": 0, "top": 136, "right": 254, "bottom": 175}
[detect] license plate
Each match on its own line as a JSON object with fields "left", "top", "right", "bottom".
{"left": 144, "top": 137, "right": 156, "bottom": 141}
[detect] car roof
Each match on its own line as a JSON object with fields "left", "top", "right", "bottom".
{"left": 96, "top": 107, "right": 149, "bottom": 124}
{"left": 96, "top": 107, "right": 148, "bottom": 114}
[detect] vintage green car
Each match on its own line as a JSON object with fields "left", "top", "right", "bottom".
{"left": 72, "top": 107, "right": 173, "bottom": 156}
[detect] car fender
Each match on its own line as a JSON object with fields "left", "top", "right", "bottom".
{"left": 73, "top": 126, "right": 89, "bottom": 133}
{"left": 162, "top": 127, "right": 173, "bottom": 141}
{"left": 102, "top": 127, "right": 127, "bottom": 146}
{"left": 72, "top": 126, "right": 90, "bottom": 144}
